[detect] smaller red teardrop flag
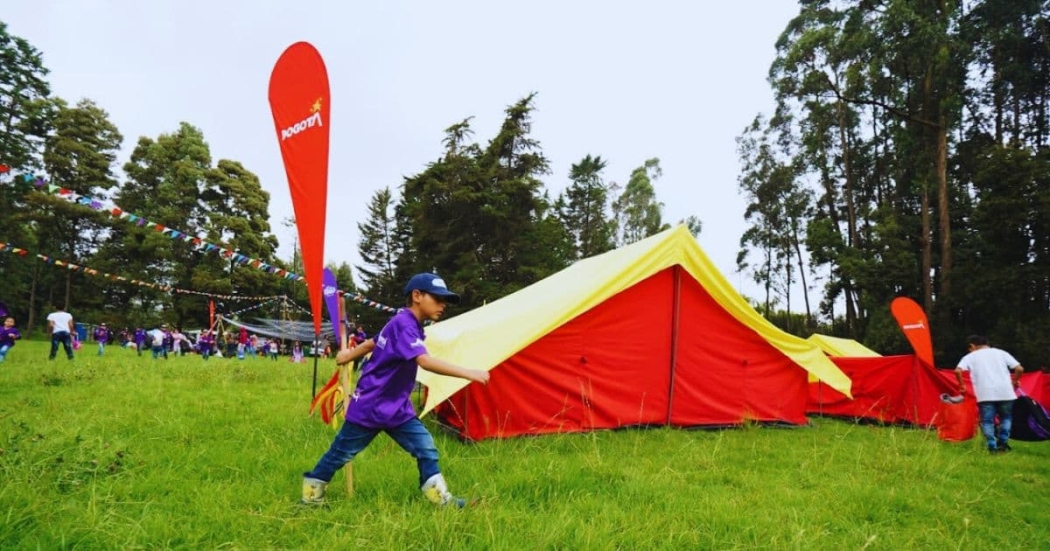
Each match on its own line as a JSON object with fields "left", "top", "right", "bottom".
{"left": 890, "top": 297, "right": 935, "bottom": 367}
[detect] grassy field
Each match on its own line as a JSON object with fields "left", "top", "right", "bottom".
{"left": 1, "top": 340, "right": 1047, "bottom": 548}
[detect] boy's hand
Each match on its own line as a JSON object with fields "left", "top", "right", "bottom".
{"left": 335, "top": 349, "right": 354, "bottom": 366}
{"left": 466, "top": 369, "right": 490, "bottom": 385}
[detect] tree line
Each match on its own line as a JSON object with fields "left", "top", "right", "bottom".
{"left": 13, "top": 1, "right": 1040, "bottom": 370}
{"left": 351, "top": 94, "right": 699, "bottom": 330}
{"left": 736, "top": 0, "right": 1049, "bottom": 367}
{"left": 0, "top": 23, "right": 694, "bottom": 336}
{"left": 0, "top": 22, "right": 305, "bottom": 333}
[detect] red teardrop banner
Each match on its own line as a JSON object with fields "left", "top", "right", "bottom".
{"left": 890, "top": 297, "right": 935, "bottom": 368}
{"left": 268, "top": 42, "right": 331, "bottom": 334}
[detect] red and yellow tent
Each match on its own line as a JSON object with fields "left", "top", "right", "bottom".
{"left": 418, "top": 225, "right": 852, "bottom": 440}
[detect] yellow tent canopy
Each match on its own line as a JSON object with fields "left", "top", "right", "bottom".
{"left": 806, "top": 334, "right": 881, "bottom": 358}
{"left": 417, "top": 225, "right": 852, "bottom": 417}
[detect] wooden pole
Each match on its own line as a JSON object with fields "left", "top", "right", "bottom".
{"left": 666, "top": 266, "right": 681, "bottom": 426}
{"left": 338, "top": 294, "right": 353, "bottom": 497}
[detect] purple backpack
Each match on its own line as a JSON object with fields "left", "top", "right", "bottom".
{"left": 1011, "top": 391, "right": 1050, "bottom": 441}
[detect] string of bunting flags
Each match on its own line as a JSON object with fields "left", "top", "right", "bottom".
{"left": 280, "top": 298, "right": 315, "bottom": 318}
{"left": 224, "top": 297, "right": 283, "bottom": 317}
{"left": 0, "top": 242, "right": 281, "bottom": 300}
{"left": 0, "top": 240, "right": 398, "bottom": 312}
{"left": 285, "top": 288, "right": 394, "bottom": 316}
{"left": 1, "top": 165, "right": 399, "bottom": 314}
{"left": 340, "top": 290, "right": 397, "bottom": 314}
{"left": 172, "top": 288, "right": 285, "bottom": 301}
{"left": 3, "top": 169, "right": 308, "bottom": 283}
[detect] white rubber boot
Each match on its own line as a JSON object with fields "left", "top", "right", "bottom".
{"left": 420, "top": 473, "right": 466, "bottom": 508}
{"left": 301, "top": 477, "right": 328, "bottom": 505}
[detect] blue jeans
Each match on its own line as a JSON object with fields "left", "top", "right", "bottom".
{"left": 305, "top": 417, "right": 440, "bottom": 487}
{"left": 97, "top": 342, "right": 106, "bottom": 356}
{"left": 0, "top": 344, "right": 11, "bottom": 362}
{"left": 152, "top": 345, "right": 168, "bottom": 360}
{"left": 50, "top": 332, "right": 74, "bottom": 359}
{"left": 978, "top": 400, "right": 1014, "bottom": 449}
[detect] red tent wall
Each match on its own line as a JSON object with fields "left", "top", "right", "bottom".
{"left": 436, "top": 269, "right": 673, "bottom": 440}
{"left": 807, "top": 355, "right": 963, "bottom": 426}
{"left": 670, "top": 268, "right": 808, "bottom": 426}
{"left": 435, "top": 267, "right": 812, "bottom": 440}
{"left": 1020, "top": 371, "right": 1050, "bottom": 404}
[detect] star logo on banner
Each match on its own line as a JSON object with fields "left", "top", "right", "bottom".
{"left": 310, "top": 98, "right": 322, "bottom": 113}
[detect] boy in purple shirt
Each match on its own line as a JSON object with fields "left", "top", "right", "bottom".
{"left": 198, "top": 331, "right": 214, "bottom": 360}
{"left": 134, "top": 327, "right": 147, "bottom": 356}
{"left": 0, "top": 316, "right": 22, "bottom": 363}
{"left": 301, "top": 273, "right": 490, "bottom": 507}
{"left": 93, "top": 323, "right": 110, "bottom": 356}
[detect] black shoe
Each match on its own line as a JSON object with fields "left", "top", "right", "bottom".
{"left": 997, "top": 442, "right": 1012, "bottom": 452}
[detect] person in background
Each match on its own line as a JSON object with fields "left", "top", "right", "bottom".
{"left": 182, "top": 331, "right": 195, "bottom": 356}
{"left": 93, "top": 323, "right": 111, "bottom": 356}
{"left": 46, "top": 306, "right": 75, "bottom": 361}
{"left": 291, "top": 341, "right": 304, "bottom": 363}
{"left": 352, "top": 325, "right": 367, "bottom": 346}
{"left": 238, "top": 326, "right": 248, "bottom": 359}
{"left": 134, "top": 326, "right": 147, "bottom": 356}
{"left": 198, "top": 330, "right": 214, "bottom": 361}
{"left": 269, "top": 338, "right": 280, "bottom": 361}
{"left": 248, "top": 333, "right": 259, "bottom": 359}
{"left": 0, "top": 316, "right": 22, "bottom": 363}
{"left": 150, "top": 324, "right": 169, "bottom": 360}
{"left": 956, "top": 334, "right": 1026, "bottom": 454}
{"left": 171, "top": 327, "right": 183, "bottom": 356}
{"left": 351, "top": 324, "right": 369, "bottom": 371}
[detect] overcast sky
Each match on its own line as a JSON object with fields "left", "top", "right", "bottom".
{"left": 5, "top": 1, "right": 804, "bottom": 300}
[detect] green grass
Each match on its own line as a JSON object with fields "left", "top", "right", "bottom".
{"left": 1, "top": 340, "right": 1047, "bottom": 548}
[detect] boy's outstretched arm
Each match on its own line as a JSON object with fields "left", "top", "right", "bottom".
{"left": 417, "top": 354, "right": 490, "bottom": 385}
{"left": 334, "top": 339, "right": 375, "bottom": 366}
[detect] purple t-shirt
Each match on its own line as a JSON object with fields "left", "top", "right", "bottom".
{"left": 94, "top": 328, "right": 109, "bottom": 343}
{"left": 345, "top": 309, "right": 427, "bottom": 429}
{"left": 0, "top": 327, "right": 21, "bottom": 347}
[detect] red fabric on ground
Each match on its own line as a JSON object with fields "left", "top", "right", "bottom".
{"left": 808, "top": 355, "right": 966, "bottom": 427}
{"left": 1020, "top": 371, "right": 1050, "bottom": 404}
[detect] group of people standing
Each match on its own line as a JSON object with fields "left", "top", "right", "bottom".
{"left": 127, "top": 324, "right": 204, "bottom": 359}
{"left": 223, "top": 327, "right": 283, "bottom": 361}
{"left": 0, "top": 306, "right": 366, "bottom": 365}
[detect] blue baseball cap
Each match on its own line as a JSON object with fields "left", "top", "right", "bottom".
{"left": 404, "top": 273, "right": 460, "bottom": 304}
